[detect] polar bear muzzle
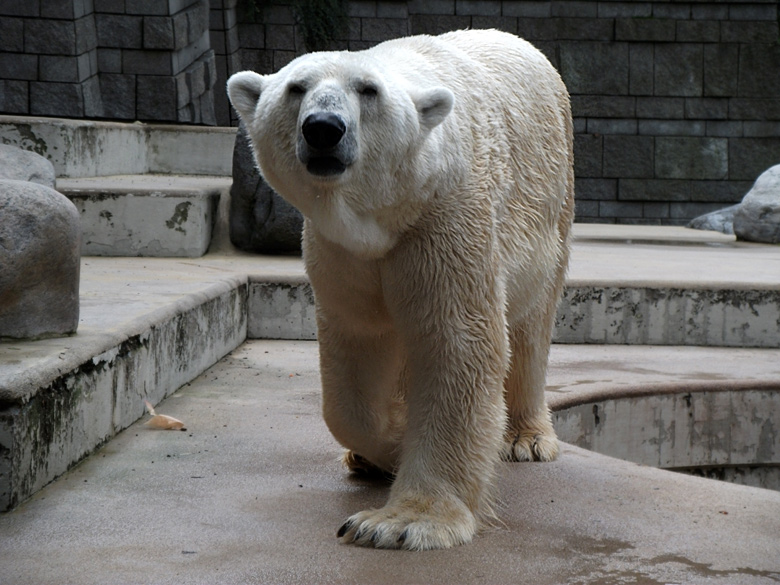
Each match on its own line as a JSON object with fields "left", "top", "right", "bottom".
{"left": 300, "top": 112, "right": 349, "bottom": 177}
{"left": 298, "top": 110, "right": 355, "bottom": 177}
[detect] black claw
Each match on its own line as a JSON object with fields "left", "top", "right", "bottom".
{"left": 354, "top": 527, "right": 365, "bottom": 541}
{"left": 370, "top": 532, "right": 378, "bottom": 544}
{"left": 337, "top": 520, "right": 352, "bottom": 538}
{"left": 397, "top": 529, "right": 408, "bottom": 544}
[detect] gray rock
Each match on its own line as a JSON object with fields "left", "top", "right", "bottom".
{"left": 687, "top": 204, "right": 739, "bottom": 235}
{"left": 229, "top": 123, "right": 303, "bottom": 254}
{"left": 0, "top": 180, "right": 81, "bottom": 339}
{"left": 0, "top": 144, "right": 56, "bottom": 188}
{"left": 734, "top": 164, "right": 780, "bottom": 244}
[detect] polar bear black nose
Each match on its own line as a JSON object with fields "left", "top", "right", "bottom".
{"left": 302, "top": 112, "right": 346, "bottom": 150}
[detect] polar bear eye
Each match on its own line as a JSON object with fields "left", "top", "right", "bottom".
{"left": 288, "top": 83, "right": 306, "bottom": 96}
{"left": 358, "top": 84, "right": 378, "bottom": 98}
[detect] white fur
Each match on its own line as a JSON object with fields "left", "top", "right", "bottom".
{"left": 228, "top": 29, "right": 574, "bottom": 550}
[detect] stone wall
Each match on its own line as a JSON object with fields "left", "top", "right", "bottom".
{"left": 0, "top": 0, "right": 217, "bottom": 123}
{"left": 2, "top": 0, "right": 779, "bottom": 224}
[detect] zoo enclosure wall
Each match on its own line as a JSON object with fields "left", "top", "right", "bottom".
{"left": 0, "top": 0, "right": 778, "bottom": 225}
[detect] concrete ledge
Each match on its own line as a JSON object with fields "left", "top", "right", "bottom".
{"left": 0, "top": 115, "right": 236, "bottom": 178}
{"left": 57, "top": 175, "right": 230, "bottom": 257}
{"left": 0, "top": 278, "right": 247, "bottom": 511}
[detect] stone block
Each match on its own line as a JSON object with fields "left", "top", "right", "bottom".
{"left": 729, "top": 99, "right": 780, "bottom": 121}
{"left": 638, "top": 120, "right": 705, "bottom": 137}
{"left": 616, "top": 18, "right": 675, "bottom": 42}
{"left": 173, "top": 11, "right": 189, "bottom": 48}
{"left": 571, "top": 96, "right": 635, "bottom": 118}
{"left": 456, "top": 0, "right": 499, "bottom": 16}
{"left": 642, "top": 202, "right": 670, "bottom": 219}
{"left": 97, "top": 48, "right": 122, "bottom": 72}
{"left": 144, "top": 16, "right": 176, "bottom": 50}
{"left": 39, "top": 55, "right": 82, "bottom": 83}
{"left": 230, "top": 123, "right": 303, "bottom": 253}
{"left": 472, "top": 16, "right": 518, "bottom": 34}
{"left": 238, "top": 23, "right": 265, "bottom": 49}
{"left": 655, "top": 137, "right": 728, "bottom": 180}
{"left": 408, "top": 0, "right": 455, "bottom": 15}
{"left": 706, "top": 121, "right": 743, "bottom": 138}
{"left": 0, "top": 179, "right": 80, "bottom": 340}
{"left": 0, "top": 17, "right": 24, "bottom": 52}
{"left": 670, "top": 202, "right": 725, "bottom": 220}
{"left": 347, "top": 0, "right": 375, "bottom": 17}
{"left": 30, "top": 81, "right": 84, "bottom": 117}
{"left": 265, "top": 24, "right": 295, "bottom": 51}
{"left": 597, "top": 2, "right": 652, "bottom": 18}
{"left": 721, "top": 21, "right": 778, "bottom": 43}
{"left": 560, "top": 42, "right": 629, "bottom": 95}
{"left": 636, "top": 97, "right": 684, "bottom": 119}
{"left": 703, "top": 44, "right": 738, "bottom": 97}
{"left": 94, "top": 0, "right": 124, "bottom": 13}
{"left": 377, "top": 1, "right": 408, "bottom": 18}
{"left": 599, "top": 200, "right": 643, "bottom": 219}
{"left": 136, "top": 75, "right": 177, "bottom": 120}
{"left": 0, "top": 144, "right": 55, "bottom": 187}
{"left": 96, "top": 13, "right": 143, "bottom": 49}
{"left": 676, "top": 20, "right": 719, "bottom": 43}
{"left": 123, "top": 49, "right": 172, "bottom": 75}
{"left": 552, "top": 1, "right": 597, "bottom": 17}
{"left": 654, "top": 44, "right": 703, "bottom": 97}
{"left": 575, "top": 178, "right": 617, "bottom": 200}
{"left": 691, "top": 4, "right": 727, "bottom": 20}
{"left": 361, "top": 18, "right": 409, "bottom": 42}
{"left": 0, "top": 52, "right": 39, "bottom": 81}
{"left": 586, "top": 118, "right": 637, "bottom": 135}
{"left": 685, "top": 98, "right": 728, "bottom": 120}
{"left": 603, "top": 135, "right": 654, "bottom": 178}
{"left": 0, "top": 0, "right": 40, "bottom": 16}
{"left": 0, "top": 80, "right": 29, "bottom": 112}
{"left": 652, "top": 4, "right": 690, "bottom": 19}
{"left": 556, "top": 17, "right": 614, "bottom": 41}
{"left": 99, "top": 73, "right": 136, "bottom": 119}
{"left": 409, "top": 14, "right": 470, "bottom": 35}
{"left": 629, "top": 43, "right": 653, "bottom": 95}
{"left": 82, "top": 74, "right": 103, "bottom": 117}
{"left": 574, "top": 134, "right": 603, "bottom": 177}
{"left": 738, "top": 44, "right": 780, "bottom": 98}
{"left": 74, "top": 14, "right": 97, "bottom": 53}
{"left": 502, "top": 1, "right": 549, "bottom": 17}
{"left": 574, "top": 199, "right": 599, "bottom": 218}
{"left": 40, "top": 0, "right": 91, "bottom": 19}
{"left": 25, "top": 18, "right": 77, "bottom": 54}
{"left": 744, "top": 121, "right": 780, "bottom": 138}
{"left": 186, "top": 0, "right": 209, "bottom": 42}
{"left": 733, "top": 164, "right": 780, "bottom": 244}
{"left": 729, "top": 3, "right": 778, "bottom": 20}
{"left": 619, "top": 179, "right": 691, "bottom": 202}
{"left": 516, "top": 17, "right": 560, "bottom": 41}
{"left": 729, "top": 138, "right": 780, "bottom": 181}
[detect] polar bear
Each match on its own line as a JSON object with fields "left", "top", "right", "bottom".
{"left": 228, "top": 29, "right": 574, "bottom": 550}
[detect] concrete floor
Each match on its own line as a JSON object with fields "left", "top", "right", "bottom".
{"left": 1, "top": 339, "right": 779, "bottom": 585}
{"left": 1, "top": 225, "right": 780, "bottom": 584}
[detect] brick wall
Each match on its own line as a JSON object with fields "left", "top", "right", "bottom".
{"left": 2, "top": 0, "right": 779, "bottom": 224}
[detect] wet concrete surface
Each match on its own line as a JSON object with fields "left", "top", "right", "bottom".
{"left": 1, "top": 340, "right": 778, "bottom": 585}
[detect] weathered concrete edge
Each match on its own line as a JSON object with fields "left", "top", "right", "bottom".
{"left": 1, "top": 276, "right": 248, "bottom": 405}
{"left": 547, "top": 378, "right": 780, "bottom": 412}
{"left": 0, "top": 115, "right": 236, "bottom": 178}
{"left": 0, "top": 282, "right": 248, "bottom": 511}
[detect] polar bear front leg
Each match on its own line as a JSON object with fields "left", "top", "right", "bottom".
{"left": 502, "top": 313, "right": 560, "bottom": 463}
{"left": 337, "top": 226, "right": 509, "bottom": 550}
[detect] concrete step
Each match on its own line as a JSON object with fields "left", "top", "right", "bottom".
{"left": 57, "top": 175, "right": 232, "bottom": 257}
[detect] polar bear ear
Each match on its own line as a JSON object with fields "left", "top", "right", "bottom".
{"left": 227, "top": 71, "right": 267, "bottom": 123}
{"left": 413, "top": 87, "right": 454, "bottom": 131}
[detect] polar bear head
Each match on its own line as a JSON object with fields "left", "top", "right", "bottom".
{"left": 227, "top": 51, "right": 455, "bottom": 256}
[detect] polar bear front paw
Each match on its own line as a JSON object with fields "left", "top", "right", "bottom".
{"left": 502, "top": 428, "right": 560, "bottom": 462}
{"left": 337, "top": 497, "right": 477, "bottom": 550}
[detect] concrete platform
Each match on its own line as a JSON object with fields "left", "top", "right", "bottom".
{"left": 1, "top": 224, "right": 780, "bottom": 583}
{"left": 1, "top": 340, "right": 779, "bottom": 585}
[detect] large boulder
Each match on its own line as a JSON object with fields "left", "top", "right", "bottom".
{"left": 733, "top": 165, "right": 780, "bottom": 244}
{"left": 0, "top": 144, "right": 56, "bottom": 188}
{"left": 229, "top": 123, "right": 303, "bottom": 254}
{"left": 0, "top": 179, "right": 81, "bottom": 339}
